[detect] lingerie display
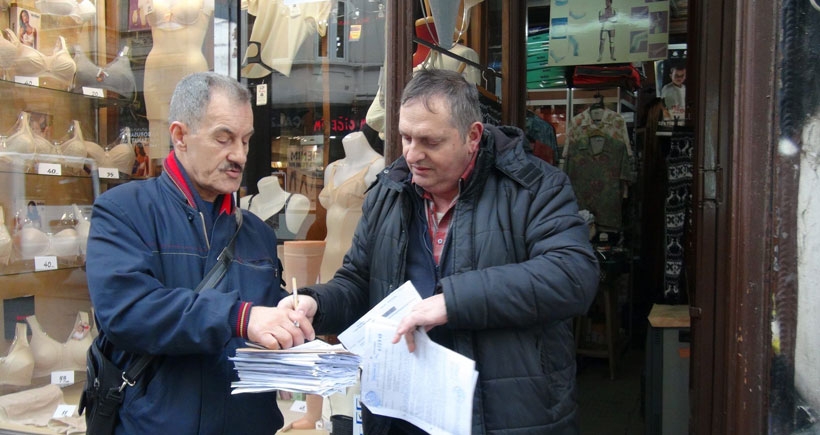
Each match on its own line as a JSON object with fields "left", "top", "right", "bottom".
{"left": 53, "top": 120, "right": 90, "bottom": 172}
{"left": 35, "top": 0, "right": 96, "bottom": 23}
{"left": 317, "top": 155, "right": 382, "bottom": 282}
{"left": 0, "top": 29, "right": 17, "bottom": 79}
{"left": 85, "top": 126, "right": 136, "bottom": 175}
{"left": 245, "top": 192, "right": 311, "bottom": 243}
{"left": 73, "top": 204, "right": 90, "bottom": 256}
{"left": 13, "top": 217, "right": 80, "bottom": 259}
{"left": 147, "top": 0, "right": 209, "bottom": 30}
{"left": 3, "top": 111, "right": 52, "bottom": 155}
{"left": 73, "top": 45, "right": 137, "bottom": 99}
{"left": 0, "top": 205, "right": 11, "bottom": 265}
{"left": 7, "top": 33, "right": 77, "bottom": 89}
{"left": 0, "top": 384, "right": 63, "bottom": 427}
{"left": 26, "top": 312, "right": 92, "bottom": 378}
{"left": 0, "top": 323, "right": 35, "bottom": 386}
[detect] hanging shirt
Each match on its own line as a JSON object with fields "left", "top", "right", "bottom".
{"left": 242, "top": 0, "right": 332, "bottom": 78}
{"left": 564, "top": 128, "right": 633, "bottom": 230}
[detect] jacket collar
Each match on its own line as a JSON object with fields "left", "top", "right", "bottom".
{"left": 163, "top": 150, "right": 234, "bottom": 215}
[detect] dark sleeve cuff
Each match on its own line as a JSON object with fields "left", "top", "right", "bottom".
{"left": 229, "top": 301, "right": 253, "bottom": 339}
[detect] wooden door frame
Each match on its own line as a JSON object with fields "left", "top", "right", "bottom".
{"left": 689, "top": 0, "right": 784, "bottom": 432}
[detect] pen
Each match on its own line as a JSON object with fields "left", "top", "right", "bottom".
{"left": 292, "top": 277, "right": 299, "bottom": 310}
{"left": 292, "top": 277, "right": 300, "bottom": 328}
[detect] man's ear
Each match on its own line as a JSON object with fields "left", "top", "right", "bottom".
{"left": 169, "top": 121, "right": 186, "bottom": 151}
{"left": 468, "top": 121, "right": 484, "bottom": 153}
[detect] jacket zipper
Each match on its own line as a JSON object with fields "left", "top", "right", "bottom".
{"left": 198, "top": 211, "right": 210, "bottom": 250}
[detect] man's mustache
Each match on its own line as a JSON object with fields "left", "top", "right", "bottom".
{"left": 220, "top": 162, "right": 244, "bottom": 172}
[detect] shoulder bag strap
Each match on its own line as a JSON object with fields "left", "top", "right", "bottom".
{"left": 120, "top": 208, "right": 244, "bottom": 388}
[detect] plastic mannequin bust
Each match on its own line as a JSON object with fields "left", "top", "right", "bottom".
{"left": 240, "top": 175, "right": 310, "bottom": 237}
{"left": 317, "top": 131, "right": 384, "bottom": 283}
{"left": 0, "top": 205, "right": 11, "bottom": 266}
{"left": 140, "top": 0, "right": 214, "bottom": 159}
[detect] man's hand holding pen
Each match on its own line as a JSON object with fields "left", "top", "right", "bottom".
{"left": 276, "top": 283, "right": 318, "bottom": 343}
{"left": 247, "top": 304, "right": 315, "bottom": 350}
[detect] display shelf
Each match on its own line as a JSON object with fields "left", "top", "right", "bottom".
{"left": 527, "top": 86, "right": 637, "bottom": 119}
{"left": 0, "top": 153, "right": 98, "bottom": 277}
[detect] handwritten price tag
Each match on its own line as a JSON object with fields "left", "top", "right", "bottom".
{"left": 14, "top": 75, "right": 39, "bottom": 86}
{"left": 82, "top": 86, "right": 105, "bottom": 97}
{"left": 51, "top": 370, "right": 75, "bottom": 386}
{"left": 99, "top": 167, "right": 120, "bottom": 179}
{"left": 34, "top": 256, "right": 59, "bottom": 271}
{"left": 38, "top": 162, "right": 62, "bottom": 176}
{"left": 53, "top": 404, "right": 77, "bottom": 419}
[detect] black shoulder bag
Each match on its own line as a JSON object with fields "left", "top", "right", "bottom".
{"left": 80, "top": 210, "right": 243, "bottom": 434}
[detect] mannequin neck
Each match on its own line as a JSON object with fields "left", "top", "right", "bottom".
{"left": 341, "top": 132, "right": 379, "bottom": 164}
{"left": 258, "top": 176, "right": 285, "bottom": 197}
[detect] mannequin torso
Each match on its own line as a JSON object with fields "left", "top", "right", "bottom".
{"left": 142, "top": 0, "right": 213, "bottom": 158}
{"left": 240, "top": 176, "right": 311, "bottom": 242}
{"left": 317, "top": 132, "right": 384, "bottom": 282}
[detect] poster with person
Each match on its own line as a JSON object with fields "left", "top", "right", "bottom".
{"left": 655, "top": 43, "right": 687, "bottom": 119}
{"left": 548, "top": 0, "right": 670, "bottom": 66}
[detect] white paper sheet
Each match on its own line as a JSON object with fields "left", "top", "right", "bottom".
{"left": 359, "top": 318, "right": 477, "bottom": 435}
{"left": 338, "top": 280, "right": 422, "bottom": 355}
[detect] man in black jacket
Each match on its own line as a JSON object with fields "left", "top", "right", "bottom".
{"left": 280, "top": 68, "right": 599, "bottom": 434}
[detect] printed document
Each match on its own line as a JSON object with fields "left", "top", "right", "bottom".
{"left": 338, "top": 281, "right": 477, "bottom": 435}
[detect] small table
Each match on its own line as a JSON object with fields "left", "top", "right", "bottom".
{"left": 574, "top": 248, "right": 631, "bottom": 380}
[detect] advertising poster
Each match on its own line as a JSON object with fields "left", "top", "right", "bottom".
{"left": 656, "top": 43, "right": 687, "bottom": 119}
{"left": 548, "top": 0, "right": 670, "bottom": 66}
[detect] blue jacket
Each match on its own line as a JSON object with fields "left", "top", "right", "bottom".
{"left": 305, "top": 125, "right": 599, "bottom": 434}
{"left": 86, "top": 152, "right": 287, "bottom": 434}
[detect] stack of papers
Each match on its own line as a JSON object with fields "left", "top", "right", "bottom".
{"left": 230, "top": 340, "right": 361, "bottom": 397}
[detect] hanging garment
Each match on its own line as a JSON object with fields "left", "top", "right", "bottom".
{"left": 0, "top": 322, "right": 35, "bottom": 386}
{"left": 242, "top": 0, "right": 332, "bottom": 77}
{"left": 73, "top": 45, "right": 137, "bottom": 99}
{"left": 26, "top": 312, "right": 93, "bottom": 378}
{"left": 564, "top": 130, "right": 633, "bottom": 230}
{"left": 662, "top": 131, "right": 694, "bottom": 303}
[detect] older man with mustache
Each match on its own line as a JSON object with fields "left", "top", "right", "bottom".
{"left": 85, "top": 72, "right": 314, "bottom": 434}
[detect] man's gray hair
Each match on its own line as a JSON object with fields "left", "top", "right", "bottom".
{"left": 400, "top": 68, "right": 482, "bottom": 139}
{"left": 168, "top": 72, "right": 252, "bottom": 132}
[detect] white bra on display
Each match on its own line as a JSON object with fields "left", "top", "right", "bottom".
{"left": 0, "top": 29, "right": 17, "bottom": 77}
{"left": 54, "top": 120, "right": 91, "bottom": 171}
{"left": 0, "top": 322, "right": 35, "bottom": 386}
{"left": 0, "top": 205, "right": 11, "bottom": 266}
{"left": 14, "top": 224, "right": 80, "bottom": 259}
{"left": 85, "top": 127, "right": 135, "bottom": 175}
{"left": 147, "top": 0, "right": 207, "bottom": 30}
{"left": 3, "top": 111, "right": 52, "bottom": 155}
{"left": 7, "top": 33, "right": 77, "bottom": 87}
{"left": 27, "top": 312, "right": 93, "bottom": 378}
{"left": 35, "top": 0, "right": 96, "bottom": 22}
